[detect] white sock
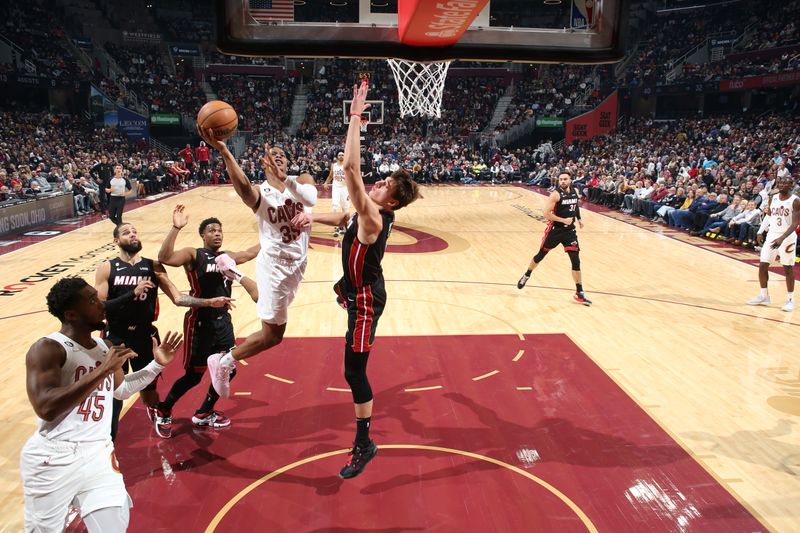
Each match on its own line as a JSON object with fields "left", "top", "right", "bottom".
{"left": 220, "top": 351, "right": 236, "bottom": 367}
{"left": 787, "top": 292, "right": 794, "bottom": 302}
{"left": 760, "top": 288, "right": 769, "bottom": 298}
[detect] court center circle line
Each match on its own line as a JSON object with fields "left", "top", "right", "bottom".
{"left": 204, "top": 444, "right": 598, "bottom": 533}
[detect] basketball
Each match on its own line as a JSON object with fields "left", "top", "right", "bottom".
{"left": 197, "top": 100, "right": 238, "bottom": 140}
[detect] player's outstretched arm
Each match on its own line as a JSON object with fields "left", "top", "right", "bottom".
{"left": 158, "top": 204, "right": 197, "bottom": 267}
{"left": 343, "top": 80, "right": 381, "bottom": 239}
{"left": 200, "top": 127, "right": 260, "bottom": 210}
{"left": 27, "top": 339, "right": 134, "bottom": 421}
{"left": 227, "top": 243, "right": 261, "bottom": 265}
{"left": 154, "top": 262, "right": 232, "bottom": 308}
{"left": 291, "top": 211, "right": 350, "bottom": 229}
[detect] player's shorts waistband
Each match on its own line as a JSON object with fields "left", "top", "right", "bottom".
{"left": 262, "top": 254, "right": 307, "bottom": 267}
{"left": 30, "top": 432, "right": 112, "bottom": 452}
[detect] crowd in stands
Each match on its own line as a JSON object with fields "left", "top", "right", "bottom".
{"left": 494, "top": 65, "right": 599, "bottom": 135}
{"left": 209, "top": 75, "right": 296, "bottom": 132}
{"left": 623, "top": 0, "right": 797, "bottom": 87}
{"left": 101, "top": 43, "right": 205, "bottom": 114}
{"left": 1, "top": 2, "right": 86, "bottom": 80}
{"left": 0, "top": 111, "right": 208, "bottom": 214}
{"left": 529, "top": 114, "right": 799, "bottom": 249}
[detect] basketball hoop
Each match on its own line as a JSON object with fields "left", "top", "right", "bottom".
{"left": 387, "top": 59, "right": 452, "bottom": 118}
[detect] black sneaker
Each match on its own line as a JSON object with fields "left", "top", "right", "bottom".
{"left": 517, "top": 274, "right": 530, "bottom": 289}
{"left": 339, "top": 440, "right": 378, "bottom": 479}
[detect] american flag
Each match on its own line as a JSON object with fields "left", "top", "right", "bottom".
{"left": 249, "top": 0, "right": 294, "bottom": 23}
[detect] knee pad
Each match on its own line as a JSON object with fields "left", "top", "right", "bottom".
{"left": 567, "top": 250, "right": 581, "bottom": 270}
{"left": 344, "top": 366, "right": 373, "bottom": 404}
{"left": 344, "top": 348, "right": 373, "bottom": 404}
{"left": 533, "top": 249, "right": 549, "bottom": 263}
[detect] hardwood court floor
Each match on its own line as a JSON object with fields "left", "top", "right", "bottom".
{"left": 0, "top": 185, "right": 798, "bottom": 532}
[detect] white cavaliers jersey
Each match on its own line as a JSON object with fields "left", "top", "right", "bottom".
{"left": 35, "top": 332, "right": 113, "bottom": 442}
{"left": 255, "top": 177, "right": 312, "bottom": 261}
{"left": 768, "top": 193, "right": 798, "bottom": 236}
{"left": 332, "top": 162, "right": 346, "bottom": 186}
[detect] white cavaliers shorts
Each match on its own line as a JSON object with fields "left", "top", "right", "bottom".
{"left": 332, "top": 184, "right": 350, "bottom": 211}
{"left": 21, "top": 434, "right": 132, "bottom": 532}
{"left": 256, "top": 253, "right": 307, "bottom": 324}
{"left": 760, "top": 233, "right": 798, "bottom": 266}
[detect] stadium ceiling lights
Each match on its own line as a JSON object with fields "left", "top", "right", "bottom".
{"left": 371, "top": 1, "right": 389, "bottom": 6}
{"left": 543, "top": 0, "right": 563, "bottom": 4}
{"left": 293, "top": 0, "right": 306, "bottom": 5}
{"left": 329, "top": 1, "right": 348, "bottom": 5}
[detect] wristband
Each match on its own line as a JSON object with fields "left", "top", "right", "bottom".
{"left": 349, "top": 113, "right": 362, "bottom": 119}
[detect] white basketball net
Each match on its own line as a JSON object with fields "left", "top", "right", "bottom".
{"left": 387, "top": 59, "right": 452, "bottom": 118}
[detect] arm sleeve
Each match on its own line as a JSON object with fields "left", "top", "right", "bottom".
{"left": 113, "top": 360, "right": 165, "bottom": 400}
{"left": 283, "top": 176, "right": 318, "bottom": 207}
{"left": 103, "top": 290, "right": 135, "bottom": 313}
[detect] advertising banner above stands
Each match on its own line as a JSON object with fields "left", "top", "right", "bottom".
{"left": 170, "top": 44, "right": 200, "bottom": 56}
{"left": 0, "top": 73, "right": 84, "bottom": 90}
{"left": 117, "top": 107, "right": 149, "bottom": 140}
{"left": 204, "top": 64, "right": 286, "bottom": 76}
{"left": 150, "top": 114, "right": 181, "bottom": 125}
{"left": 536, "top": 117, "right": 565, "bottom": 128}
{"left": 718, "top": 70, "right": 800, "bottom": 92}
{"left": 122, "top": 30, "right": 162, "bottom": 44}
{"left": 565, "top": 90, "right": 618, "bottom": 144}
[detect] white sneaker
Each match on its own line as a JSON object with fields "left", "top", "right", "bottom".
{"left": 782, "top": 300, "right": 795, "bottom": 312}
{"left": 747, "top": 294, "right": 771, "bottom": 306}
{"left": 207, "top": 352, "right": 232, "bottom": 398}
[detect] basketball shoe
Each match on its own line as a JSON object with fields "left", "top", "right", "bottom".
{"left": 747, "top": 294, "right": 771, "bottom": 306}
{"left": 339, "top": 440, "right": 378, "bottom": 479}
{"left": 154, "top": 408, "right": 173, "bottom": 439}
{"left": 517, "top": 274, "right": 530, "bottom": 289}
{"left": 782, "top": 300, "right": 795, "bottom": 312}
{"left": 574, "top": 292, "right": 592, "bottom": 306}
{"left": 207, "top": 352, "right": 233, "bottom": 398}
{"left": 192, "top": 411, "right": 231, "bottom": 428}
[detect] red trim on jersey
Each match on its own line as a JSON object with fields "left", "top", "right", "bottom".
{"left": 352, "top": 285, "right": 375, "bottom": 352}
{"left": 187, "top": 269, "right": 201, "bottom": 297}
{"left": 539, "top": 222, "right": 553, "bottom": 250}
{"left": 182, "top": 268, "right": 202, "bottom": 369}
{"left": 348, "top": 240, "right": 369, "bottom": 287}
{"left": 334, "top": 283, "right": 348, "bottom": 310}
{"left": 182, "top": 309, "right": 199, "bottom": 369}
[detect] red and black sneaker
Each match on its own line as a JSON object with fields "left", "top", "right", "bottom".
{"left": 339, "top": 440, "right": 378, "bottom": 479}
{"left": 574, "top": 292, "right": 592, "bottom": 306}
{"left": 154, "top": 408, "right": 173, "bottom": 439}
{"left": 192, "top": 411, "right": 232, "bottom": 428}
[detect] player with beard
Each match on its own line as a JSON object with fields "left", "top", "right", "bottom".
{"left": 153, "top": 205, "right": 260, "bottom": 438}
{"left": 95, "top": 223, "right": 233, "bottom": 440}
{"left": 20, "top": 276, "right": 183, "bottom": 532}
{"left": 517, "top": 169, "right": 592, "bottom": 305}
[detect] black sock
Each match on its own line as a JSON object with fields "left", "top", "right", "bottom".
{"left": 355, "top": 417, "right": 371, "bottom": 446}
{"left": 576, "top": 283, "right": 583, "bottom": 293}
{"left": 525, "top": 269, "right": 532, "bottom": 276}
